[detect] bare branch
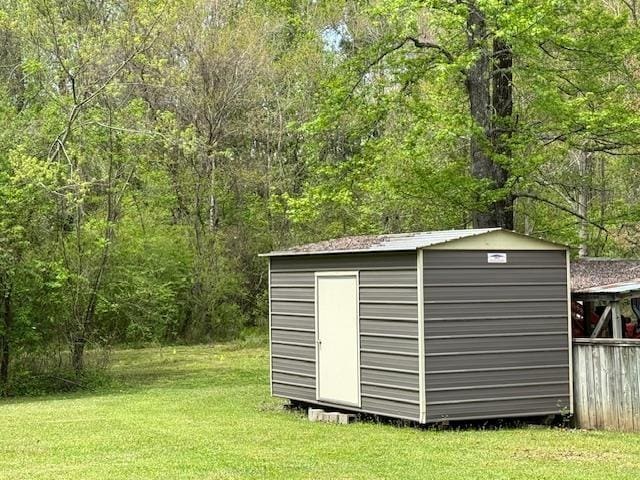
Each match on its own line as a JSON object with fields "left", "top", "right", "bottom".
{"left": 406, "top": 36, "right": 454, "bottom": 62}
{"left": 48, "top": 12, "right": 164, "bottom": 162}
{"left": 515, "top": 191, "right": 608, "bottom": 232}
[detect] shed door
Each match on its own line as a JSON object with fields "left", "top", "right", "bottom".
{"left": 316, "top": 273, "right": 360, "bottom": 406}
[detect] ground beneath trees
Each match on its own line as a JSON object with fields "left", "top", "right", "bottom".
{"left": 0, "top": 344, "right": 639, "bottom": 479}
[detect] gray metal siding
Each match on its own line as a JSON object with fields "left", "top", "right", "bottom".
{"left": 424, "top": 250, "right": 570, "bottom": 422}
{"left": 270, "top": 252, "right": 420, "bottom": 420}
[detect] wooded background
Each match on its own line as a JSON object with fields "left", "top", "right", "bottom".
{"left": 1, "top": 0, "right": 640, "bottom": 392}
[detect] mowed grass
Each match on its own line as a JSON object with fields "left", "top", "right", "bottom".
{"left": 1, "top": 344, "right": 639, "bottom": 479}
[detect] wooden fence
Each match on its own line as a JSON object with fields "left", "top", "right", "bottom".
{"left": 573, "top": 338, "right": 640, "bottom": 431}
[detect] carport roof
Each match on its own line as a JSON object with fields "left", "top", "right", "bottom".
{"left": 571, "top": 258, "right": 640, "bottom": 300}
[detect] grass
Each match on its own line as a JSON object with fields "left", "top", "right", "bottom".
{"left": 0, "top": 343, "right": 639, "bottom": 479}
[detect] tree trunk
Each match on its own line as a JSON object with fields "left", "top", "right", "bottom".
{"left": 71, "top": 335, "right": 85, "bottom": 375}
{"left": 465, "top": 4, "right": 494, "bottom": 228}
{"left": 490, "top": 37, "right": 514, "bottom": 230}
{"left": 465, "top": 4, "right": 514, "bottom": 229}
{"left": 0, "top": 285, "right": 13, "bottom": 391}
{"left": 575, "top": 149, "right": 593, "bottom": 257}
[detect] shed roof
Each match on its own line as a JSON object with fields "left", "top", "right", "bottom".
{"left": 261, "top": 228, "right": 563, "bottom": 257}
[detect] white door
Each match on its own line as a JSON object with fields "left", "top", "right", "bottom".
{"left": 315, "top": 272, "right": 360, "bottom": 407}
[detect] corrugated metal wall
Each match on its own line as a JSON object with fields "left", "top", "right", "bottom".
{"left": 270, "top": 252, "right": 420, "bottom": 420}
{"left": 423, "top": 250, "right": 570, "bottom": 422}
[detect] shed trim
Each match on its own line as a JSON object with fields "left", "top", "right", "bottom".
{"left": 425, "top": 229, "right": 566, "bottom": 251}
{"left": 268, "top": 258, "right": 273, "bottom": 396}
{"left": 566, "top": 249, "right": 574, "bottom": 414}
{"left": 417, "top": 249, "right": 426, "bottom": 423}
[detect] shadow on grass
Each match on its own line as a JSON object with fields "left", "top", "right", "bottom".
{"left": 286, "top": 400, "right": 572, "bottom": 431}
{"left": 0, "top": 342, "right": 269, "bottom": 405}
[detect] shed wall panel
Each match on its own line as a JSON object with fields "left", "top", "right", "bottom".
{"left": 360, "top": 287, "right": 418, "bottom": 302}
{"left": 360, "top": 397, "right": 420, "bottom": 421}
{"left": 425, "top": 349, "right": 569, "bottom": 371}
{"left": 360, "top": 270, "right": 417, "bottom": 285}
{"left": 270, "top": 252, "right": 420, "bottom": 421}
{"left": 425, "top": 333, "right": 567, "bottom": 354}
{"left": 360, "top": 303, "right": 418, "bottom": 320}
{"left": 426, "top": 366, "right": 569, "bottom": 389}
{"left": 361, "top": 384, "right": 419, "bottom": 403}
{"left": 427, "top": 382, "right": 569, "bottom": 404}
{"left": 424, "top": 284, "right": 565, "bottom": 302}
{"left": 271, "top": 314, "right": 315, "bottom": 331}
{"left": 272, "top": 383, "right": 316, "bottom": 401}
{"left": 426, "top": 301, "right": 566, "bottom": 318}
{"left": 272, "top": 371, "right": 315, "bottom": 388}
{"left": 423, "top": 249, "right": 569, "bottom": 421}
{"left": 361, "top": 351, "right": 419, "bottom": 371}
{"left": 271, "top": 357, "right": 315, "bottom": 376}
{"left": 270, "top": 271, "right": 314, "bottom": 286}
{"left": 426, "top": 396, "right": 570, "bottom": 421}
{"left": 271, "top": 343, "right": 315, "bottom": 360}
{"left": 361, "top": 368, "right": 419, "bottom": 388}
{"left": 425, "top": 268, "right": 566, "bottom": 284}
{"left": 360, "top": 319, "right": 418, "bottom": 336}
{"left": 271, "top": 287, "right": 315, "bottom": 301}
{"left": 426, "top": 316, "right": 567, "bottom": 336}
{"left": 424, "top": 250, "right": 566, "bottom": 267}
{"left": 271, "top": 300, "right": 314, "bottom": 316}
{"left": 271, "top": 329, "right": 315, "bottom": 345}
{"left": 270, "top": 253, "right": 415, "bottom": 271}
{"left": 361, "top": 335, "right": 419, "bottom": 354}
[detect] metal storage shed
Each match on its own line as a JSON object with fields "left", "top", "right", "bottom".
{"left": 261, "top": 228, "right": 572, "bottom": 423}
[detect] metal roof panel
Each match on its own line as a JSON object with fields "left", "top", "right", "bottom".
{"left": 260, "top": 228, "right": 504, "bottom": 257}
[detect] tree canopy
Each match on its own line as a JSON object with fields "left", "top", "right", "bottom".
{"left": 1, "top": 0, "right": 640, "bottom": 392}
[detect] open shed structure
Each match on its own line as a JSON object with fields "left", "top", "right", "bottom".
{"left": 261, "top": 228, "right": 572, "bottom": 423}
{"left": 570, "top": 259, "right": 640, "bottom": 431}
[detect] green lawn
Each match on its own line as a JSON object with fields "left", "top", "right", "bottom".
{"left": 0, "top": 343, "right": 639, "bottom": 479}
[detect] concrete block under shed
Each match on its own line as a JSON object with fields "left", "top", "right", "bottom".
{"left": 308, "top": 408, "right": 323, "bottom": 422}
{"left": 308, "top": 408, "right": 356, "bottom": 424}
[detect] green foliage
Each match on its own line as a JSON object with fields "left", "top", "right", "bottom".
{"left": 2, "top": 0, "right": 640, "bottom": 392}
{"left": 279, "top": 0, "right": 640, "bottom": 250}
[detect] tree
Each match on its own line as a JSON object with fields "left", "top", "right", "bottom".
{"left": 283, "top": 0, "right": 640, "bottom": 237}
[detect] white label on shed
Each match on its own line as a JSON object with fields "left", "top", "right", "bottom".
{"left": 487, "top": 252, "right": 507, "bottom": 263}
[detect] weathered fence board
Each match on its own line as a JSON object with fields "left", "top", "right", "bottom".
{"left": 573, "top": 339, "right": 640, "bottom": 431}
